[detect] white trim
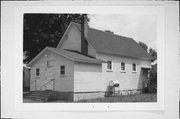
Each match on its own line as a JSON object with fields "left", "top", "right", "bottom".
{"left": 28, "top": 47, "right": 104, "bottom": 67}
{"left": 132, "top": 63, "right": 137, "bottom": 72}
{"left": 106, "top": 60, "right": 113, "bottom": 71}
{"left": 47, "top": 48, "right": 74, "bottom": 61}
{"left": 49, "top": 49, "right": 104, "bottom": 64}
{"left": 106, "top": 69, "right": 113, "bottom": 72}
{"left": 120, "top": 62, "right": 126, "bottom": 71}
{"left": 23, "top": 64, "right": 31, "bottom": 69}
{"left": 28, "top": 47, "right": 48, "bottom": 66}
{"left": 28, "top": 47, "right": 74, "bottom": 67}
{"left": 120, "top": 70, "right": 126, "bottom": 73}
{"left": 74, "top": 59, "right": 104, "bottom": 64}
{"left": 132, "top": 71, "right": 137, "bottom": 73}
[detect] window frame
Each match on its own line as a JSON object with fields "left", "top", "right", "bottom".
{"left": 106, "top": 60, "right": 112, "bottom": 71}
{"left": 36, "top": 68, "right": 40, "bottom": 76}
{"left": 60, "top": 65, "right": 65, "bottom": 76}
{"left": 132, "top": 63, "right": 137, "bottom": 72}
{"left": 121, "top": 62, "right": 125, "bottom": 70}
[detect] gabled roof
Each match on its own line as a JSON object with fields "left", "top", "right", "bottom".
{"left": 72, "top": 22, "right": 153, "bottom": 60}
{"left": 48, "top": 47, "right": 105, "bottom": 63}
{"left": 28, "top": 47, "right": 105, "bottom": 66}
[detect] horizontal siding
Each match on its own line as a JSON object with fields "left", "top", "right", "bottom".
{"left": 97, "top": 53, "right": 151, "bottom": 91}
{"left": 74, "top": 62, "right": 103, "bottom": 92}
{"left": 61, "top": 26, "right": 81, "bottom": 52}
{"left": 30, "top": 50, "right": 74, "bottom": 92}
{"left": 60, "top": 25, "right": 97, "bottom": 57}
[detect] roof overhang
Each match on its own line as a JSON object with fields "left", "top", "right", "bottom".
{"left": 97, "top": 51, "right": 153, "bottom": 61}
{"left": 28, "top": 47, "right": 105, "bottom": 67}
{"left": 74, "top": 58, "right": 106, "bottom": 64}
{"left": 28, "top": 47, "right": 74, "bottom": 67}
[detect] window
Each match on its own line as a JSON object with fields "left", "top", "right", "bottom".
{"left": 121, "top": 62, "right": 125, "bottom": 71}
{"left": 36, "top": 68, "right": 40, "bottom": 76}
{"left": 132, "top": 64, "right": 136, "bottom": 71}
{"left": 60, "top": 65, "right": 65, "bottom": 75}
{"left": 107, "top": 61, "right": 112, "bottom": 70}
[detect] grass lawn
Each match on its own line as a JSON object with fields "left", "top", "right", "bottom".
{"left": 76, "top": 93, "right": 157, "bottom": 102}
{"left": 23, "top": 93, "right": 157, "bottom": 103}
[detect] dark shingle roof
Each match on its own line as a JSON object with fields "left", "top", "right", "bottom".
{"left": 73, "top": 22, "right": 153, "bottom": 60}
{"left": 48, "top": 47, "right": 105, "bottom": 63}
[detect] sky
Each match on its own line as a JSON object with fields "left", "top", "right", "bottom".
{"left": 88, "top": 14, "right": 157, "bottom": 51}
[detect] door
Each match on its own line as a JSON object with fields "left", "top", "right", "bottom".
{"left": 42, "top": 67, "right": 54, "bottom": 90}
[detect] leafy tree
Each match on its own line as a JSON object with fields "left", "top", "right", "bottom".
{"left": 149, "top": 48, "right": 157, "bottom": 61}
{"left": 138, "top": 41, "right": 157, "bottom": 61}
{"left": 138, "top": 41, "right": 148, "bottom": 52}
{"left": 138, "top": 41, "right": 157, "bottom": 93}
{"left": 23, "top": 14, "right": 89, "bottom": 63}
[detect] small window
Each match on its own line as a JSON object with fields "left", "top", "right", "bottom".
{"left": 107, "top": 61, "right": 112, "bottom": 70}
{"left": 60, "top": 65, "right": 65, "bottom": 75}
{"left": 132, "top": 64, "right": 136, "bottom": 71}
{"left": 121, "top": 62, "right": 125, "bottom": 71}
{"left": 36, "top": 68, "right": 40, "bottom": 76}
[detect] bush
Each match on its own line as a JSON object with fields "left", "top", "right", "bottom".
{"left": 149, "top": 70, "right": 157, "bottom": 93}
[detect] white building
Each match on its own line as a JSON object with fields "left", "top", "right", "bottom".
{"left": 28, "top": 20, "right": 153, "bottom": 101}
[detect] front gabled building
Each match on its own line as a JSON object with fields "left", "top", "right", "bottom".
{"left": 28, "top": 20, "right": 153, "bottom": 101}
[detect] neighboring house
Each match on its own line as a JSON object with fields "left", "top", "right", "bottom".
{"left": 28, "top": 19, "right": 153, "bottom": 101}
{"left": 23, "top": 65, "right": 30, "bottom": 92}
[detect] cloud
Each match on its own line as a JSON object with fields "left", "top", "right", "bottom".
{"left": 88, "top": 14, "right": 157, "bottom": 50}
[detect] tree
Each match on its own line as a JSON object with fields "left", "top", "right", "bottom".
{"left": 149, "top": 48, "right": 157, "bottom": 61}
{"left": 138, "top": 41, "right": 157, "bottom": 61}
{"left": 23, "top": 14, "right": 89, "bottom": 63}
{"left": 138, "top": 41, "right": 148, "bottom": 52}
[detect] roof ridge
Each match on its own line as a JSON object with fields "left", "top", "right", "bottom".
{"left": 69, "top": 21, "right": 153, "bottom": 60}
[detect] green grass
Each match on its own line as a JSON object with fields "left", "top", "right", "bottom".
{"left": 76, "top": 93, "right": 157, "bottom": 102}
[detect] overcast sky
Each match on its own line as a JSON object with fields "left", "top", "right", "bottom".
{"left": 88, "top": 14, "right": 157, "bottom": 51}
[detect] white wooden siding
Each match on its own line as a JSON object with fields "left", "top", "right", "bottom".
{"left": 60, "top": 25, "right": 96, "bottom": 57}
{"left": 74, "top": 62, "right": 103, "bottom": 92}
{"left": 97, "top": 53, "right": 151, "bottom": 91}
{"left": 30, "top": 50, "right": 74, "bottom": 92}
{"left": 61, "top": 26, "right": 81, "bottom": 52}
